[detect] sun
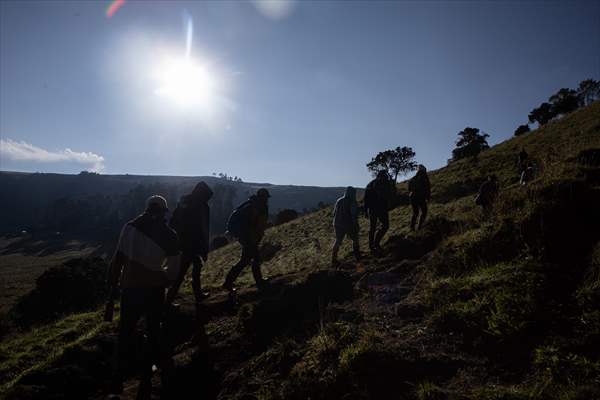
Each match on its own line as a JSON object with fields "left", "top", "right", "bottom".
{"left": 154, "top": 57, "right": 218, "bottom": 110}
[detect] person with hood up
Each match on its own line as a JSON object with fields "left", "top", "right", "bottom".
{"left": 331, "top": 186, "right": 361, "bottom": 268}
{"left": 166, "top": 181, "right": 213, "bottom": 306}
{"left": 408, "top": 165, "right": 431, "bottom": 231}
{"left": 223, "top": 188, "right": 270, "bottom": 292}
{"left": 364, "top": 170, "right": 395, "bottom": 253}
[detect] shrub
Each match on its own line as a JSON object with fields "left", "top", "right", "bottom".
{"left": 275, "top": 209, "right": 299, "bottom": 225}
{"left": 11, "top": 257, "right": 108, "bottom": 327}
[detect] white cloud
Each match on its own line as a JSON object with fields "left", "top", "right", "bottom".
{"left": 0, "top": 138, "right": 105, "bottom": 172}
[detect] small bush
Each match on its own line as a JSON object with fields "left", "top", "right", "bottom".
{"left": 275, "top": 209, "right": 299, "bottom": 225}
{"left": 11, "top": 257, "right": 108, "bottom": 327}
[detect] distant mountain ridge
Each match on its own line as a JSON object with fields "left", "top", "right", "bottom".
{"left": 0, "top": 171, "right": 346, "bottom": 236}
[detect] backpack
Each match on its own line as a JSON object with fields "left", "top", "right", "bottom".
{"left": 226, "top": 200, "right": 252, "bottom": 238}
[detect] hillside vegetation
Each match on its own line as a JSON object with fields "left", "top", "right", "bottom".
{"left": 1, "top": 102, "right": 599, "bottom": 399}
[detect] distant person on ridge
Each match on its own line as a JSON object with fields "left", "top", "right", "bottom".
{"left": 166, "top": 182, "right": 213, "bottom": 307}
{"left": 518, "top": 148, "right": 529, "bottom": 174}
{"left": 475, "top": 175, "right": 499, "bottom": 216}
{"left": 222, "top": 188, "right": 270, "bottom": 292}
{"left": 408, "top": 164, "right": 431, "bottom": 231}
{"left": 364, "top": 170, "right": 395, "bottom": 253}
{"left": 331, "top": 186, "right": 361, "bottom": 268}
{"left": 106, "top": 195, "right": 180, "bottom": 398}
{"left": 520, "top": 162, "right": 536, "bottom": 186}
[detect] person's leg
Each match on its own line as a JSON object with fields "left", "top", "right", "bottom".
{"left": 368, "top": 212, "right": 378, "bottom": 250}
{"left": 190, "top": 255, "right": 206, "bottom": 302}
{"left": 137, "top": 288, "right": 165, "bottom": 400}
{"left": 418, "top": 200, "right": 428, "bottom": 230}
{"left": 116, "top": 289, "right": 144, "bottom": 392}
{"left": 349, "top": 230, "right": 361, "bottom": 261}
{"left": 410, "top": 200, "right": 419, "bottom": 231}
{"left": 374, "top": 211, "right": 389, "bottom": 248}
{"left": 331, "top": 228, "right": 344, "bottom": 267}
{"left": 165, "top": 254, "right": 191, "bottom": 304}
{"left": 250, "top": 242, "right": 266, "bottom": 287}
{"left": 224, "top": 243, "right": 250, "bottom": 290}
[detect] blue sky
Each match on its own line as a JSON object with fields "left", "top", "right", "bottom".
{"left": 1, "top": 0, "right": 598, "bottom": 186}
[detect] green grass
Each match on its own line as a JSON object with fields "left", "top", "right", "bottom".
{"left": 2, "top": 102, "right": 599, "bottom": 397}
{"left": 0, "top": 309, "right": 111, "bottom": 392}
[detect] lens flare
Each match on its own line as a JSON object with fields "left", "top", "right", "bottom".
{"left": 106, "top": 0, "right": 125, "bottom": 18}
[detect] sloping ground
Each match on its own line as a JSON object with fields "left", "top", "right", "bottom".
{"left": 1, "top": 102, "right": 600, "bottom": 400}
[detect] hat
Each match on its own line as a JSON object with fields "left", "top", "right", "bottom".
{"left": 146, "top": 195, "right": 168, "bottom": 212}
{"left": 257, "top": 188, "right": 271, "bottom": 199}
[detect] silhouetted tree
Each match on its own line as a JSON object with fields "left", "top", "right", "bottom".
{"left": 577, "top": 79, "right": 600, "bottom": 107}
{"left": 528, "top": 102, "right": 554, "bottom": 126}
{"left": 451, "top": 127, "right": 489, "bottom": 161}
{"left": 549, "top": 88, "right": 579, "bottom": 116}
{"left": 514, "top": 124, "right": 531, "bottom": 136}
{"left": 366, "top": 146, "right": 417, "bottom": 182}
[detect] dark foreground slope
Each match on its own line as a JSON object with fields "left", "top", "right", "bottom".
{"left": 1, "top": 102, "right": 600, "bottom": 399}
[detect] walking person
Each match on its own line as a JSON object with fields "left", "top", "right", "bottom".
{"left": 331, "top": 186, "right": 361, "bottom": 268}
{"left": 364, "top": 170, "right": 395, "bottom": 254}
{"left": 408, "top": 165, "right": 431, "bottom": 231}
{"left": 223, "top": 188, "right": 270, "bottom": 292}
{"left": 518, "top": 148, "right": 529, "bottom": 174}
{"left": 106, "top": 195, "right": 180, "bottom": 399}
{"left": 166, "top": 182, "right": 213, "bottom": 306}
{"left": 475, "top": 175, "right": 499, "bottom": 217}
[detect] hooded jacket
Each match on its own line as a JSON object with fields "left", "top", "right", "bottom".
{"left": 364, "top": 177, "right": 395, "bottom": 213}
{"left": 170, "top": 184, "right": 213, "bottom": 259}
{"left": 408, "top": 170, "right": 431, "bottom": 201}
{"left": 333, "top": 187, "right": 359, "bottom": 231}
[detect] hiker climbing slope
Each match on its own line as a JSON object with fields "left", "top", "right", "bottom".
{"left": 166, "top": 181, "right": 213, "bottom": 306}
{"left": 475, "top": 175, "right": 499, "bottom": 216}
{"left": 331, "top": 186, "right": 361, "bottom": 268}
{"left": 223, "top": 188, "right": 270, "bottom": 292}
{"left": 364, "top": 170, "right": 395, "bottom": 253}
{"left": 408, "top": 164, "right": 431, "bottom": 231}
{"left": 106, "top": 195, "right": 180, "bottom": 399}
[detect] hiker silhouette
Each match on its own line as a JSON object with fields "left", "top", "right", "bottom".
{"left": 223, "top": 188, "right": 271, "bottom": 292}
{"left": 106, "top": 195, "right": 180, "bottom": 399}
{"left": 408, "top": 164, "right": 431, "bottom": 231}
{"left": 166, "top": 182, "right": 213, "bottom": 307}
{"left": 364, "top": 170, "right": 395, "bottom": 253}
{"left": 331, "top": 186, "right": 361, "bottom": 268}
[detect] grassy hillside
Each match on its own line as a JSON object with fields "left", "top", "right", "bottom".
{"left": 1, "top": 102, "right": 599, "bottom": 399}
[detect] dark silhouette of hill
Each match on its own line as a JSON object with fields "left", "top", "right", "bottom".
{"left": 0, "top": 172, "right": 344, "bottom": 240}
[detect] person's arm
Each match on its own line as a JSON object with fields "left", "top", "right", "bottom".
{"left": 164, "top": 231, "right": 181, "bottom": 284}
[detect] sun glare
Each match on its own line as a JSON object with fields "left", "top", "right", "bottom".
{"left": 154, "top": 57, "right": 218, "bottom": 110}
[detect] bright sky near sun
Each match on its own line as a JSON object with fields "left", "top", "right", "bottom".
{"left": 0, "top": 0, "right": 599, "bottom": 186}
